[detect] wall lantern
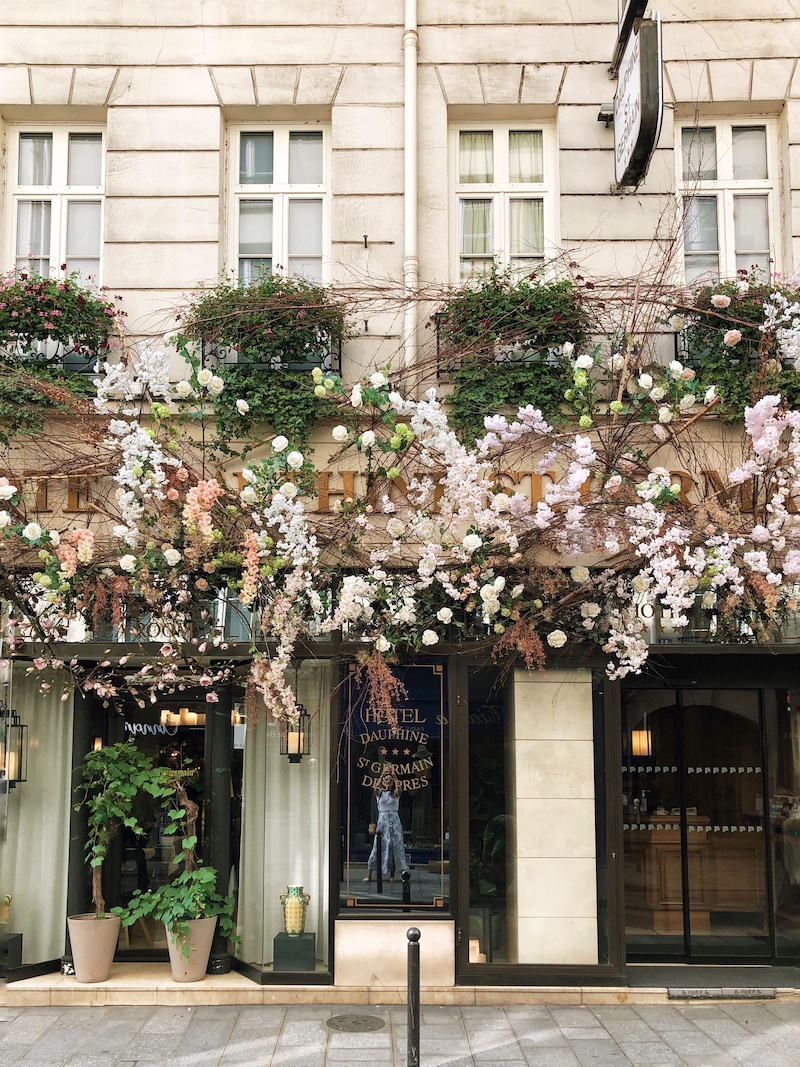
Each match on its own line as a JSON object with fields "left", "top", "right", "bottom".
{"left": 0, "top": 705, "right": 28, "bottom": 787}
{"left": 631, "top": 729, "right": 653, "bottom": 758}
{"left": 279, "top": 704, "right": 311, "bottom": 764}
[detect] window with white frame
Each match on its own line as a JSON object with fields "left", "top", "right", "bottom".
{"left": 678, "top": 120, "right": 780, "bottom": 283}
{"left": 8, "top": 127, "right": 104, "bottom": 283}
{"left": 229, "top": 126, "right": 329, "bottom": 284}
{"left": 454, "top": 125, "right": 555, "bottom": 281}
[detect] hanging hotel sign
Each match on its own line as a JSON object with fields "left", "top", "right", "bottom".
{"left": 614, "top": 15, "right": 663, "bottom": 188}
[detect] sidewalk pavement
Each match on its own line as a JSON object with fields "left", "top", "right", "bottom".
{"left": 3, "top": 1000, "right": 800, "bottom": 1067}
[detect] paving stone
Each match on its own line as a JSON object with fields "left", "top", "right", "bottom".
{"left": 616, "top": 1041, "right": 682, "bottom": 1065}
{"left": 634, "top": 1006, "right": 701, "bottom": 1031}
{"left": 560, "top": 1027, "right": 613, "bottom": 1040}
{"left": 601, "top": 1022, "right": 659, "bottom": 1041}
{"left": 327, "top": 1030, "right": 392, "bottom": 1048}
{"left": 327, "top": 1051, "right": 393, "bottom": 1062}
{"left": 277, "top": 1020, "right": 329, "bottom": 1045}
{"left": 550, "top": 1008, "right": 603, "bottom": 1028}
{"left": 522, "top": 1049, "right": 581, "bottom": 1066}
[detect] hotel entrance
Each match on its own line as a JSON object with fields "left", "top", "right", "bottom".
{"left": 622, "top": 678, "right": 800, "bottom": 962}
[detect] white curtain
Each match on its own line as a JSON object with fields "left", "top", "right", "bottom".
{"left": 510, "top": 199, "right": 544, "bottom": 256}
{"left": 0, "top": 666, "right": 73, "bottom": 964}
{"left": 459, "top": 131, "right": 493, "bottom": 183}
{"left": 236, "top": 660, "right": 331, "bottom": 968}
{"left": 509, "top": 131, "right": 543, "bottom": 183}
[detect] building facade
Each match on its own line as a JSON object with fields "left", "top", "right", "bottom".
{"left": 2, "top": 1, "right": 800, "bottom": 991}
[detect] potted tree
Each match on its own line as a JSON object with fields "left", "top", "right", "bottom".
{"left": 114, "top": 768, "right": 235, "bottom": 982}
{"left": 69, "top": 742, "right": 173, "bottom": 984}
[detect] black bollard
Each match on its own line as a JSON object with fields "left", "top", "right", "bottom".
{"left": 407, "top": 927, "right": 420, "bottom": 1067}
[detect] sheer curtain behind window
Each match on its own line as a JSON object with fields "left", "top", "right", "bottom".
{"left": 459, "top": 132, "right": 493, "bottom": 183}
{"left": 509, "top": 132, "right": 543, "bottom": 183}
{"left": 237, "top": 661, "right": 331, "bottom": 969}
{"left": 0, "top": 667, "right": 72, "bottom": 964}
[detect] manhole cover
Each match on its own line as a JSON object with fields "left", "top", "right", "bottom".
{"left": 327, "top": 1014, "right": 386, "bottom": 1032}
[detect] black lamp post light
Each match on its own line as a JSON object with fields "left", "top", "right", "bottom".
{"left": 279, "top": 703, "right": 311, "bottom": 764}
{"left": 0, "top": 704, "right": 28, "bottom": 787}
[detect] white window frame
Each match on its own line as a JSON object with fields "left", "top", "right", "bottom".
{"left": 5, "top": 124, "right": 105, "bottom": 283}
{"left": 227, "top": 124, "right": 331, "bottom": 284}
{"left": 451, "top": 122, "right": 558, "bottom": 282}
{"left": 676, "top": 117, "right": 781, "bottom": 283}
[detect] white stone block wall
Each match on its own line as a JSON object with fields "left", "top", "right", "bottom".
{"left": 0, "top": 1, "right": 798, "bottom": 360}
{"left": 509, "top": 668, "right": 598, "bottom": 965}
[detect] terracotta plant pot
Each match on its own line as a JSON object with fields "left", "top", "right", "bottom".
{"left": 165, "top": 915, "right": 217, "bottom": 982}
{"left": 67, "top": 913, "right": 121, "bottom": 984}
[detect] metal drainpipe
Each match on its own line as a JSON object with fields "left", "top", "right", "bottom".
{"left": 402, "top": 0, "right": 419, "bottom": 368}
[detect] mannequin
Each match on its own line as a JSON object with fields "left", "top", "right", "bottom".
{"left": 363, "top": 767, "right": 409, "bottom": 883}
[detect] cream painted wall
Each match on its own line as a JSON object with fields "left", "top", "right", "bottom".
{"left": 508, "top": 668, "right": 598, "bottom": 966}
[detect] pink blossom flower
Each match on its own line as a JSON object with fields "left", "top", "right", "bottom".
{"left": 206, "top": 691, "right": 219, "bottom": 703}
{"left": 724, "top": 329, "right": 742, "bottom": 346}
{"left": 711, "top": 294, "right": 731, "bottom": 308}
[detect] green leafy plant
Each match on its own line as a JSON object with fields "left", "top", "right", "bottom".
{"left": 171, "top": 273, "right": 346, "bottom": 450}
{"left": 677, "top": 273, "right": 800, "bottom": 420}
{"left": 74, "top": 742, "right": 176, "bottom": 917}
{"left": 112, "top": 767, "right": 235, "bottom": 959}
{"left": 436, "top": 268, "right": 590, "bottom": 441}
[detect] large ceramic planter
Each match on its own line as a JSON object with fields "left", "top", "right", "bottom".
{"left": 165, "top": 916, "right": 217, "bottom": 982}
{"left": 67, "top": 913, "right": 121, "bottom": 984}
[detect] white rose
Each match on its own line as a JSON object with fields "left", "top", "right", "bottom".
{"left": 49, "top": 530, "right": 60, "bottom": 547}
{"left": 0, "top": 484, "right": 16, "bottom": 501}
{"left": 637, "top": 373, "right": 653, "bottom": 390}
{"left": 575, "top": 354, "right": 594, "bottom": 370}
{"left": 701, "top": 591, "right": 716, "bottom": 609}
{"left": 375, "top": 635, "right": 391, "bottom": 652}
{"left": 437, "top": 607, "right": 453, "bottom": 624}
{"left": 462, "top": 533, "right": 482, "bottom": 553}
{"left": 370, "top": 372, "right": 388, "bottom": 388}
{"left": 286, "top": 450, "right": 304, "bottom": 470}
{"left": 609, "top": 353, "right": 625, "bottom": 372}
{"left": 562, "top": 342, "right": 575, "bottom": 357}
{"left": 0, "top": 511, "right": 9, "bottom": 529}
{"left": 240, "top": 485, "right": 257, "bottom": 505}
{"left": 511, "top": 584, "right": 524, "bottom": 599}
{"left": 547, "top": 629, "right": 567, "bottom": 648}
{"left": 491, "top": 493, "right": 510, "bottom": 512}
{"left": 580, "top": 602, "right": 601, "bottom": 618}
{"left": 280, "top": 482, "right": 299, "bottom": 499}
{"left": 386, "top": 518, "right": 405, "bottom": 538}
{"left": 570, "top": 566, "right": 590, "bottom": 584}
{"left": 649, "top": 386, "right": 666, "bottom": 402}
{"left": 669, "top": 315, "right": 685, "bottom": 332}
{"left": 679, "top": 394, "right": 696, "bottom": 413}
{"left": 704, "top": 386, "right": 716, "bottom": 404}
{"left": 351, "top": 384, "right": 363, "bottom": 408}
{"left": 658, "top": 406, "right": 674, "bottom": 424}
{"left": 360, "top": 430, "right": 376, "bottom": 448}
{"left": 493, "top": 575, "right": 505, "bottom": 592}
{"left": 332, "top": 425, "right": 349, "bottom": 442}
{"left": 163, "top": 548, "right": 182, "bottom": 565}
{"left": 196, "top": 368, "right": 213, "bottom": 387}
{"left": 271, "top": 435, "right": 288, "bottom": 453}
{"left": 421, "top": 629, "right": 439, "bottom": 646}
{"left": 669, "top": 360, "right": 684, "bottom": 377}
{"left": 208, "top": 376, "right": 225, "bottom": 396}
{"left": 112, "top": 524, "right": 128, "bottom": 538}
{"left": 119, "top": 554, "right": 137, "bottom": 573}
{"left": 236, "top": 399, "right": 250, "bottom": 415}
{"left": 174, "top": 380, "right": 193, "bottom": 398}
{"left": 22, "top": 523, "right": 42, "bottom": 541}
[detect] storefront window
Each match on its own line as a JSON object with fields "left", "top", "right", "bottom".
{"left": 339, "top": 662, "right": 449, "bottom": 911}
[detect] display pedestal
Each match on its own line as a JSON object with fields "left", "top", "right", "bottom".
{"left": 273, "top": 931, "right": 316, "bottom": 971}
{"left": 0, "top": 931, "right": 22, "bottom": 975}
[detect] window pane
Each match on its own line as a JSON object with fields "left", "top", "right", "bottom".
{"left": 460, "top": 199, "right": 492, "bottom": 256}
{"left": 238, "top": 258, "right": 271, "bottom": 284}
{"left": 68, "top": 133, "right": 103, "bottom": 185}
{"left": 238, "top": 200, "right": 273, "bottom": 254}
{"left": 683, "top": 196, "right": 718, "bottom": 252}
{"left": 459, "top": 132, "right": 493, "bottom": 183}
{"left": 19, "top": 133, "right": 53, "bottom": 185}
{"left": 239, "top": 132, "right": 273, "bottom": 184}
{"left": 67, "top": 201, "right": 101, "bottom": 256}
{"left": 289, "top": 131, "right": 323, "bottom": 184}
{"left": 734, "top": 195, "right": 769, "bottom": 251}
{"left": 509, "top": 131, "right": 543, "bottom": 183}
{"left": 288, "top": 199, "right": 322, "bottom": 255}
{"left": 732, "top": 127, "right": 767, "bottom": 180}
{"left": 288, "top": 257, "right": 323, "bottom": 282}
{"left": 65, "top": 258, "right": 100, "bottom": 284}
{"left": 510, "top": 199, "right": 544, "bottom": 256}
{"left": 684, "top": 254, "right": 719, "bottom": 285}
{"left": 16, "top": 200, "right": 51, "bottom": 257}
{"left": 681, "top": 128, "right": 717, "bottom": 182}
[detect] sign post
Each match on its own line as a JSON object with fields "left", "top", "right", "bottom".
{"left": 613, "top": 15, "right": 663, "bottom": 188}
